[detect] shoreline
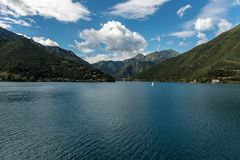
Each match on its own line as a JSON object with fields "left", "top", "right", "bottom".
{"left": 0, "top": 80, "right": 240, "bottom": 84}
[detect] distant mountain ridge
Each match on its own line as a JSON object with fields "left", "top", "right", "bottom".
{"left": 93, "top": 50, "right": 179, "bottom": 79}
{"left": 135, "top": 25, "right": 240, "bottom": 83}
{"left": 0, "top": 27, "right": 115, "bottom": 82}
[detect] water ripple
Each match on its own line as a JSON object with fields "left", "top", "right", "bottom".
{"left": 0, "top": 82, "right": 240, "bottom": 160}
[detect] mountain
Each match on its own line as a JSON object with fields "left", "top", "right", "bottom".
{"left": 0, "top": 27, "right": 115, "bottom": 82}
{"left": 93, "top": 50, "right": 179, "bottom": 79}
{"left": 135, "top": 25, "right": 240, "bottom": 83}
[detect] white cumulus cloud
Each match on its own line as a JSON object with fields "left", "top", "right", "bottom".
{"left": 109, "top": 0, "right": 170, "bottom": 19}
{"left": 216, "top": 19, "right": 233, "bottom": 35}
{"left": 74, "top": 21, "right": 147, "bottom": 53}
{"left": 165, "top": 0, "right": 236, "bottom": 45}
{"left": 84, "top": 54, "right": 112, "bottom": 64}
{"left": 32, "top": 36, "right": 59, "bottom": 47}
{"left": 84, "top": 52, "right": 135, "bottom": 64}
{"left": 16, "top": 33, "right": 31, "bottom": 39}
{"left": 194, "top": 18, "right": 213, "bottom": 31}
{"left": 16, "top": 33, "right": 59, "bottom": 47}
{"left": 177, "top": 4, "right": 192, "bottom": 18}
{"left": 182, "top": 0, "right": 233, "bottom": 32}
{"left": 74, "top": 21, "right": 147, "bottom": 63}
{"left": 196, "top": 32, "right": 208, "bottom": 46}
{"left": 0, "top": 0, "right": 90, "bottom": 22}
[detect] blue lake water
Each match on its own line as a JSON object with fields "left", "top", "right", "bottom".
{"left": 0, "top": 82, "right": 240, "bottom": 160}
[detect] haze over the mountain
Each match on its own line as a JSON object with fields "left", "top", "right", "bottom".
{"left": 93, "top": 50, "right": 179, "bottom": 79}
{"left": 135, "top": 25, "right": 240, "bottom": 83}
{"left": 0, "top": 27, "right": 115, "bottom": 82}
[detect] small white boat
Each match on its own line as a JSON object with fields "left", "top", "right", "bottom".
{"left": 151, "top": 82, "right": 154, "bottom": 86}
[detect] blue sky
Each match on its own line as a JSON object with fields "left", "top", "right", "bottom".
{"left": 0, "top": 0, "right": 240, "bottom": 63}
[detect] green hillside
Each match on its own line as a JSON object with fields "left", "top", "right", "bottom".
{"left": 0, "top": 28, "right": 115, "bottom": 82}
{"left": 135, "top": 25, "right": 240, "bottom": 83}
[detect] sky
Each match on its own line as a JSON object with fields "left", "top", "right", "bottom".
{"left": 0, "top": 0, "right": 240, "bottom": 63}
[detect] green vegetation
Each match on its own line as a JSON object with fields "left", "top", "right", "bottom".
{"left": 135, "top": 25, "right": 240, "bottom": 83}
{"left": 0, "top": 28, "right": 115, "bottom": 82}
{"left": 93, "top": 50, "right": 179, "bottom": 79}
{"left": 2, "top": 24, "right": 240, "bottom": 83}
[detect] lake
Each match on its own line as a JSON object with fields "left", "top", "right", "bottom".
{"left": 0, "top": 82, "right": 240, "bottom": 160}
